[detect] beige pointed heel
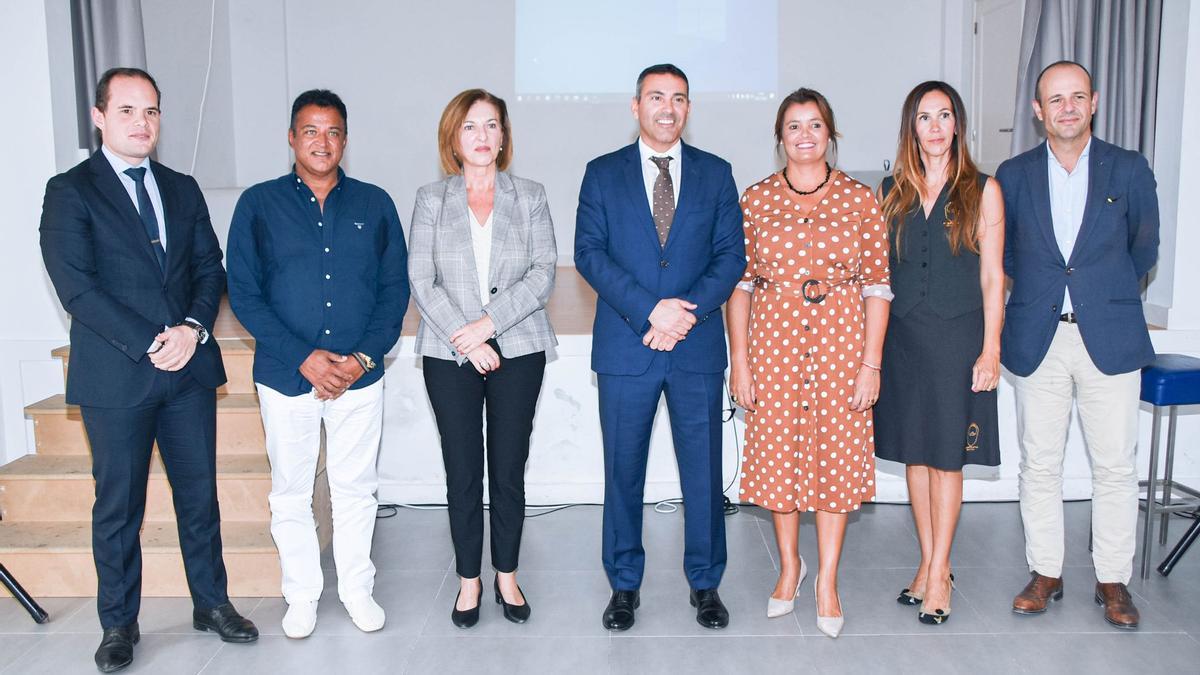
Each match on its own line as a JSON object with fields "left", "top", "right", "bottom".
{"left": 766, "top": 556, "right": 808, "bottom": 618}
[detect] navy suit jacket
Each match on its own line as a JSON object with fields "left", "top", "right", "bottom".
{"left": 40, "top": 151, "right": 228, "bottom": 407}
{"left": 996, "top": 137, "right": 1159, "bottom": 377}
{"left": 574, "top": 141, "right": 745, "bottom": 375}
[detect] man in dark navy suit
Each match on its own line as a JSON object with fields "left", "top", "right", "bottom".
{"left": 998, "top": 61, "right": 1159, "bottom": 630}
{"left": 39, "top": 68, "right": 257, "bottom": 672}
{"left": 575, "top": 64, "right": 745, "bottom": 631}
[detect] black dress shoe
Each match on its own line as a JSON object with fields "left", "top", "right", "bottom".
{"left": 95, "top": 623, "right": 139, "bottom": 673}
{"left": 494, "top": 575, "right": 531, "bottom": 624}
{"left": 193, "top": 603, "right": 259, "bottom": 643}
{"left": 690, "top": 588, "right": 729, "bottom": 629}
{"left": 451, "top": 583, "right": 483, "bottom": 628}
{"left": 602, "top": 590, "right": 640, "bottom": 631}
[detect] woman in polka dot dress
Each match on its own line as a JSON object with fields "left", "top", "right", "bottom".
{"left": 726, "top": 88, "right": 892, "bottom": 638}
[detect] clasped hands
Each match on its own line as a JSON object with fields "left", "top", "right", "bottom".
{"left": 301, "top": 349, "right": 366, "bottom": 400}
{"left": 642, "top": 298, "right": 698, "bottom": 351}
{"left": 451, "top": 315, "right": 502, "bottom": 375}
{"left": 149, "top": 325, "right": 198, "bottom": 372}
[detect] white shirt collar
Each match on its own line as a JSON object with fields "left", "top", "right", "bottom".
{"left": 638, "top": 137, "right": 682, "bottom": 165}
{"left": 101, "top": 144, "right": 152, "bottom": 176}
{"left": 1047, "top": 137, "right": 1092, "bottom": 175}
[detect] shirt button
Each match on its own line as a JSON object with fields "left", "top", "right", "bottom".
{"left": 325, "top": 274, "right": 331, "bottom": 280}
{"left": 326, "top": 301, "right": 332, "bottom": 307}
{"left": 324, "top": 247, "right": 330, "bottom": 253}
{"left": 310, "top": 197, "right": 315, "bottom": 202}
{"left": 318, "top": 222, "right": 323, "bottom": 227}
{"left": 324, "top": 329, "right": 331, "bottom": 335}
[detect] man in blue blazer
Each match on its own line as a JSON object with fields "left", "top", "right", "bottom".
{"left": 998, "top": 61, "right": 1159, "bottom": 630}
{"left": 575, "top": 64, "right": 745, "bottom": 631}
{"left": 40, "top": 68, "right": 257, "bottom": 672}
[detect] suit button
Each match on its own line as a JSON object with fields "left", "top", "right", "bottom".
{"left": 1051, "top": 305, "right": 1058, "bottom": 312}
{"left": 490, "top": 287, "right": 498, "bottom": 294}
{"left": 921, "top": 262, "right": 928, "bottom": 268}
{"left": 1066, "top": 267, "right": 1075, "bottom": 275}
{"left": 660, "top": 260, "right": 669, "bottom": 268}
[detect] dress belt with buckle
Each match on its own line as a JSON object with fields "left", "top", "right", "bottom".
{"left": 1059, "top": 312, "right": 1078, "bottom": 323}
{"left": 753, "top": 275, "right": 855, "bottom": 303}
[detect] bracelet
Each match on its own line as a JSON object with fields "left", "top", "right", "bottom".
{"left": 860, "top": 361, "right": 881, "bottom": 371}
{"left": 351, "top": 352, "right": 370, "bottom": 373}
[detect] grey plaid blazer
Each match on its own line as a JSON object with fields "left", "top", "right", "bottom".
{"left": 409, "top": 172, "right": 558, "bottom": 363}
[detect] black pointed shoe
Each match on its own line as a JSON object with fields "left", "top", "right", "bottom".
{"left": 451, "top": 583, "right": 483, "bottom": 628}
{"left": 494, "top": 576, "right": 531, "bottom": 624}
{"left": 602, "top": 590, "right": 640, "bottom": 631}
{"left": 690, "top": 588, "right": 730, "bottom": 629}
{"left": 95, "top": 623, "right": 139, "bottom": 673}
{"left": 193, "top": 603, "right": 259, "bottom": 643}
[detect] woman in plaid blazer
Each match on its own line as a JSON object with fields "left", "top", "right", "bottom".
{"left": 408, "top": 89, "right": 557, "bottom": 629}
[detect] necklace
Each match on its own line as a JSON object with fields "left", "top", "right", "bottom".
{"left": 783, "top": 162, "right": 832, "bottom": 196}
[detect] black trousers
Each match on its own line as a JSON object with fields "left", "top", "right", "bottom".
{"left": 80, "top": 370, "right": 229, "bottom": 629}
{"left": 423, "top": 343, "right": 546, "bottom": 578}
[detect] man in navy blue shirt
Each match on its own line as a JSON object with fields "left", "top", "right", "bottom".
{"left": 227, "top": 89, "right": 408, "bottom": 638}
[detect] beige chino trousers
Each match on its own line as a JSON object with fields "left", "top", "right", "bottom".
{"left": 1012, "top": 322, "right": 1140, "bottom": 584}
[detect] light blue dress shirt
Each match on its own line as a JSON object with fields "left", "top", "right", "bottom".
{"left": 1047, "top": 137, "right": 1091, "bottom": 313}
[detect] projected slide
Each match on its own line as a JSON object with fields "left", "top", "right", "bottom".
{"left": 515, "top": 0, "right": 777, "bottom": 101}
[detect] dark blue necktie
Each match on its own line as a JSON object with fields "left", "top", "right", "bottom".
{"left": 123, "top": 167, "right": 167, "bottom": 273}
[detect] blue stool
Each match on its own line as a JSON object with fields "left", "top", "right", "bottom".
{"left": 1139, "top": 354, "right": 1200, "bottom": 578}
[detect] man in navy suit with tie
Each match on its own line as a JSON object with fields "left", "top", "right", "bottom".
{"left": 575, "top": 64, "right": 745, "bottom": 631}
{"left": 998, "top": 61, "right": 1159, "bottom": 630}
{"left": 40, "top": 68, "right": 257, "bottom": 672}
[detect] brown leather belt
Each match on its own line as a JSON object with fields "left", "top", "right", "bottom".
{"left": 753, "top": 276, "right": 855, "bottom": 303}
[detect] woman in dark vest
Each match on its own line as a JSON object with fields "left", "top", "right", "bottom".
{"left": 874, "top": 81, "right": 1004, "bottom": 625}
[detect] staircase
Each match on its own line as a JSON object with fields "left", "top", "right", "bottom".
{"left": 0, "top": 329, "right": 332, "bottom": 598}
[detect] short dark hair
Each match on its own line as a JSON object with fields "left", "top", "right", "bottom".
{"left": 290, "top": 89, "right": 348, "bottom": 131}
{"left": 1034, "top": 60, "right": 1093, "bottom": 101}
{"left": 95, "top": 67, "right": 160, "bottom": 111}
{"left": 636, "top": 64, "right": 689, "bottom": 99}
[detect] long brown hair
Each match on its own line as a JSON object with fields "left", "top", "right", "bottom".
{"left": 437, "top": 89, "right": 513, "bottom": 175}
{"left": 881, "top": 81, "right": 981, "bottom": 256}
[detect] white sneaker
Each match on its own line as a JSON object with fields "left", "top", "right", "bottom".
{"left": 281, "top": 600, "right": 318, "bottom": 639}
{"left": 344, "top": 595, "right": 385, "bottom": 632}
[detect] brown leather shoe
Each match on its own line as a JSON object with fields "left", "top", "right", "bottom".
{"left": 1094, "top": 582, "right": 1140, "bottom": 630}
{"left": 1011, "top": 572, "right": 1063, "bottom": 614}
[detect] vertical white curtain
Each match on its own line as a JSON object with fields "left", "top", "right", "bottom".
{"left": 1011, "top": 0, "right": 1162, "bottom": 161}
{"left": 71, "top": 0, "right": 148, "bottom": 152}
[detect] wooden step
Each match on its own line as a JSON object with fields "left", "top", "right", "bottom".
{"left": 52, "top": 337, "right": 257, "bottom": 395}
{"left": 0, "top": 453, "right": 272, "bottom": 522}
{"left": 25, "top": 393, "right": 265, "bottom": 456}
{"left": 0, "top": 521, "right": 284, "bottom": 597}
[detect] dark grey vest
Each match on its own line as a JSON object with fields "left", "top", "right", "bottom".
{"left": 882, "top": 173, "right": 988, "bottom": 319}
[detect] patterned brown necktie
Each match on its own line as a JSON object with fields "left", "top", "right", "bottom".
{"left": 650, "top": 155, "right": 675, "bottom": 246}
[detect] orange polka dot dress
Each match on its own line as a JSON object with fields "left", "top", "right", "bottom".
{"left": 737, "top": 171, "right": 890, "bottom": 513}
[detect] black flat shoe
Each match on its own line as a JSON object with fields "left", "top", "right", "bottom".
{"left": 451, "top": 583, "right": 483, "bottom": 628}
{"left": 193, "top": 603, "right": 258, "bottom": 643}
{"left": 602, "top": 590, "right": 640, "bottom": 631}
{"left": 689, "top": 588, "right": 729, "bottom": 629}
{"left": 95, "top": 623, "right": 139, "bottom": 673}
{"left": 494, "top": 575, "right": 531, "bottom": 624}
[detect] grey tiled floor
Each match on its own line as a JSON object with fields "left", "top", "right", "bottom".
{"left": 3, "top": 502, "right": 1199, "bottom": 674}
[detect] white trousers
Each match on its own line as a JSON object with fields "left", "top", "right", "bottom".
{"left": 1012, "top": 322, "right": 1140, "bottom": 584}
{"left": 257, "top": 380, "right": 383, "bottom": 603}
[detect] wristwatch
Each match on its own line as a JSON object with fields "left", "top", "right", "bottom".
{"left": 180, "top": 319, "right": 209, "bottom": 344}
{"left": 353, "top": 352, "right": 376, "bottom": 372}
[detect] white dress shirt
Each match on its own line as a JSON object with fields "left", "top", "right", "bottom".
{"left": 469, "top": 208, "right": 494, "bottom": 308}
{"left": 101, "top": 145, "right": 167, "bottom": 251}
{"left": 638, "top": 137, "right": 682, "bottom": 210}
{"left": 1048, "top": 137, "right": 1091, "bottom": 313}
